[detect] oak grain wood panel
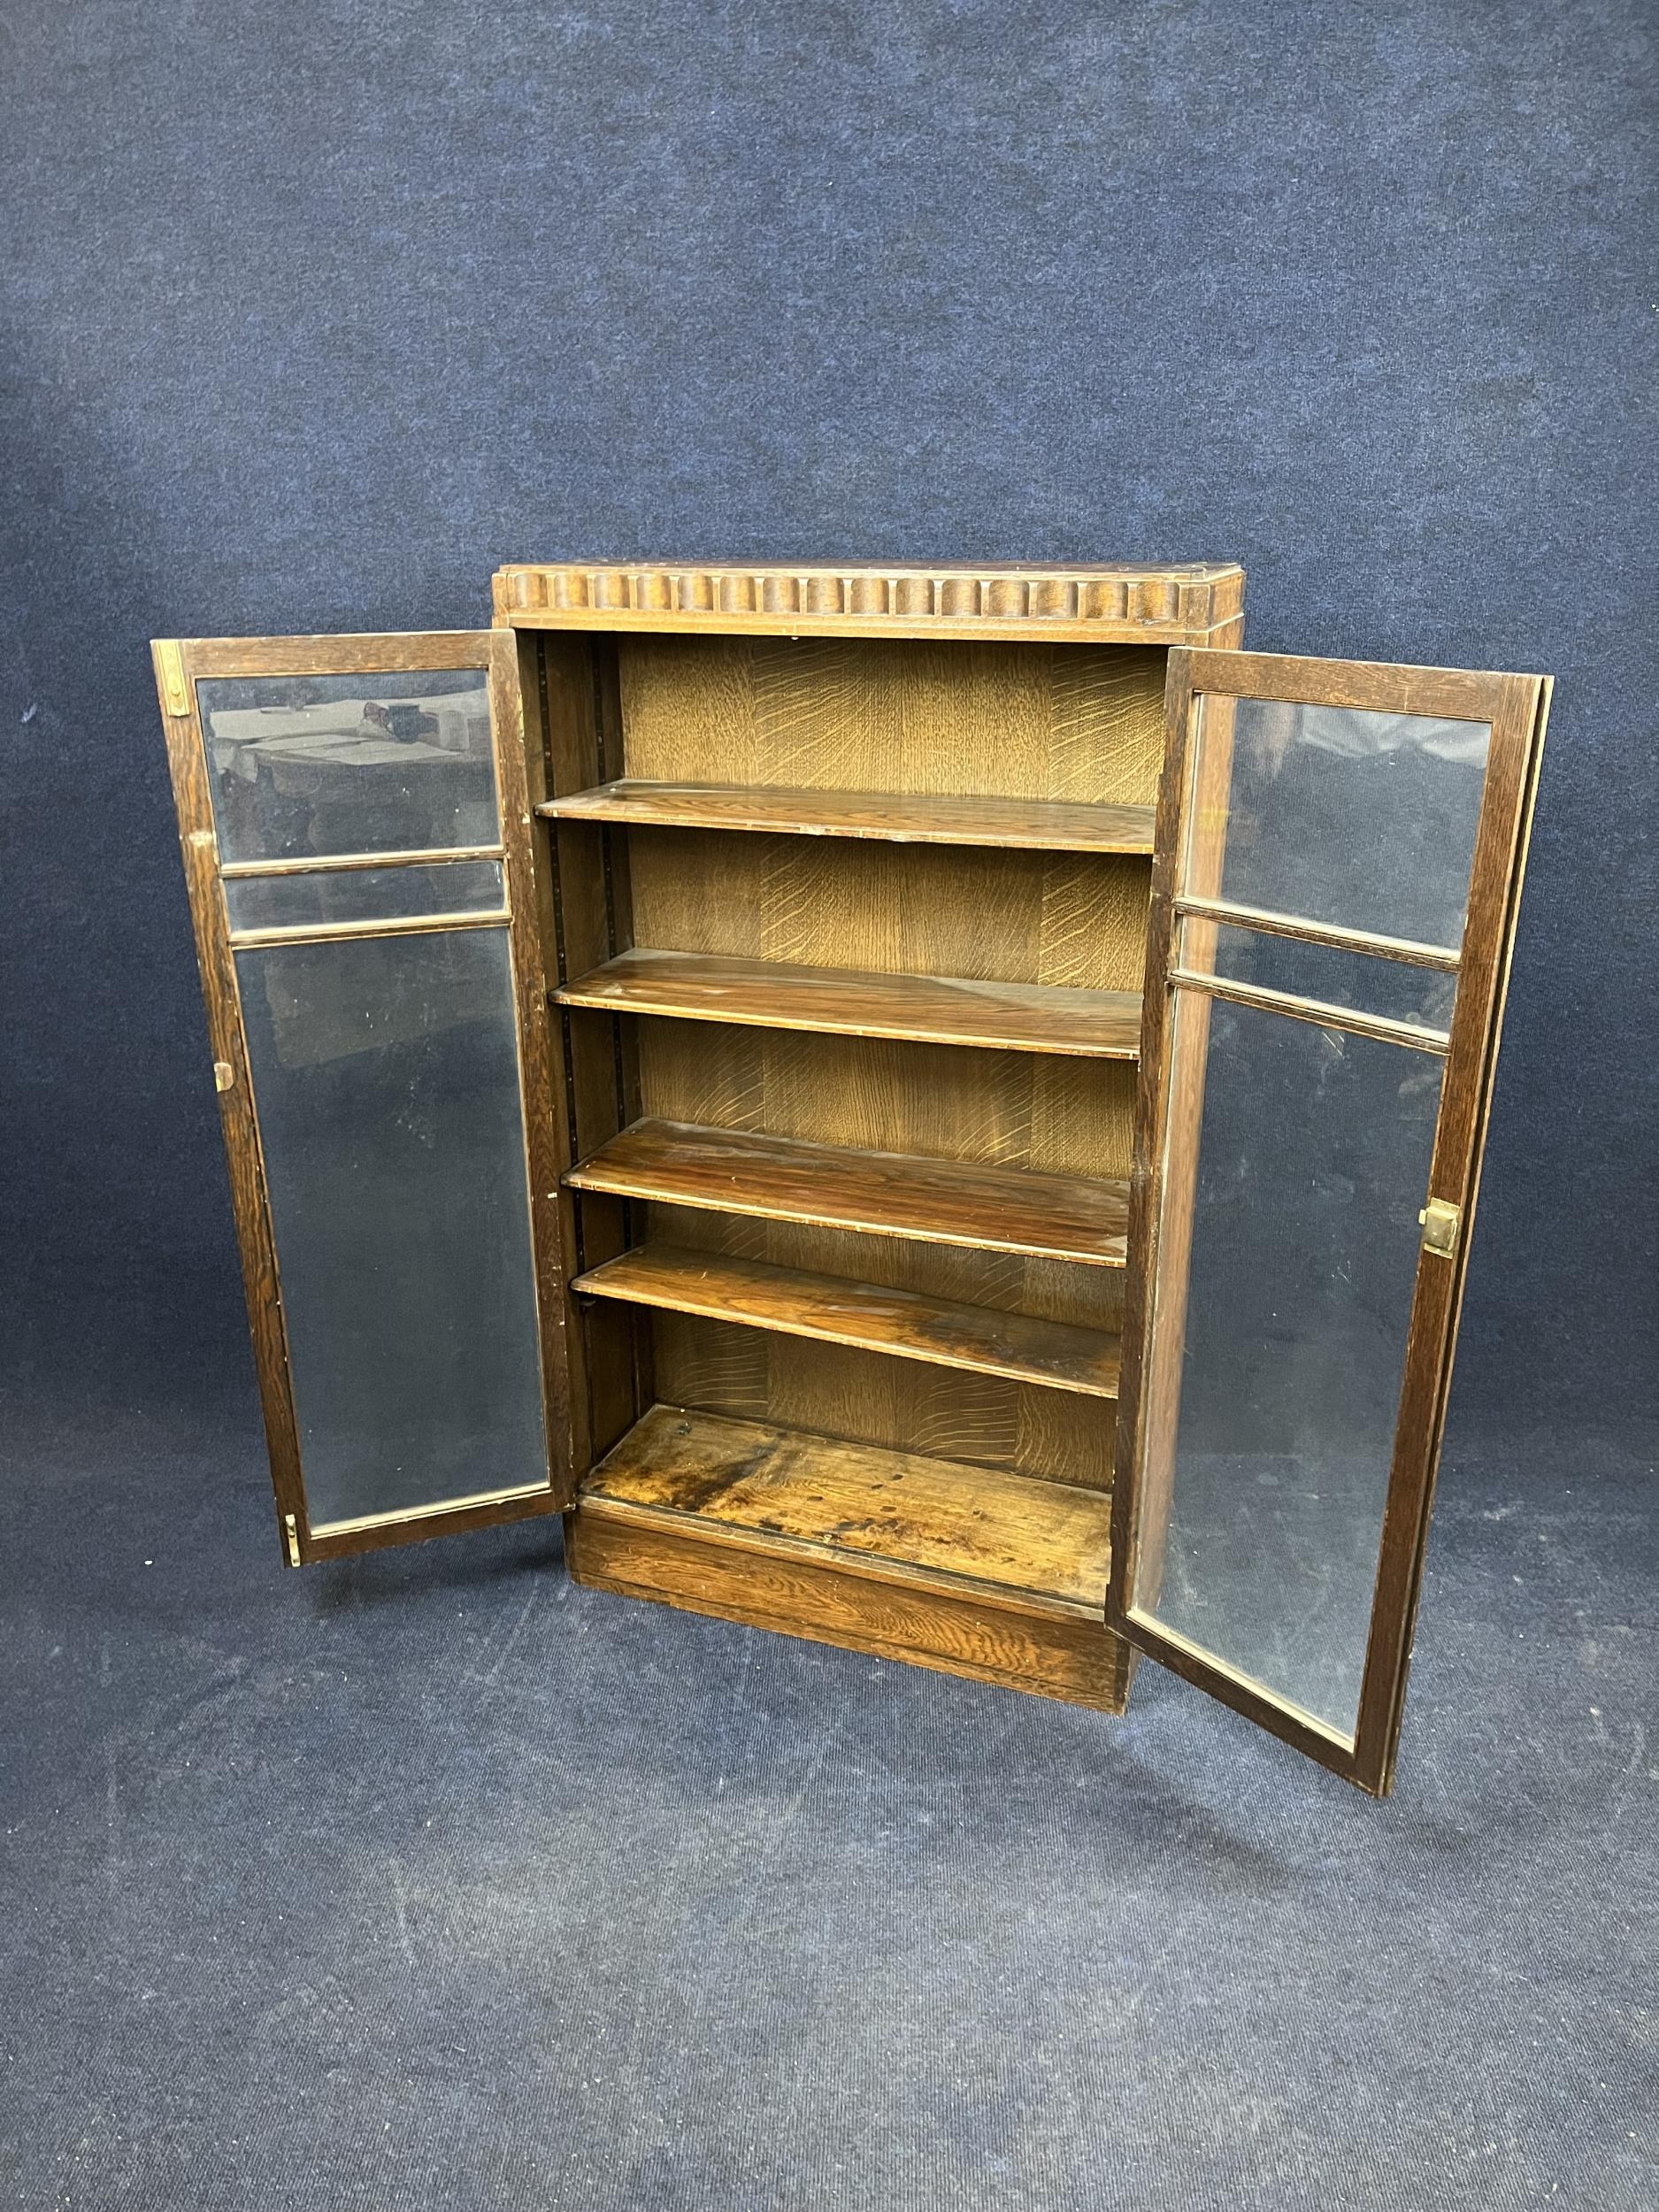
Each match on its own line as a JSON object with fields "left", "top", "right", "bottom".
{"left": 539, "top": 780, "right": 1157, "bottom": 853}
{"left": 587, "top": 628, "right": 1165, "bottom": 1515}
{"left": 568, "top": 1509, "right": 1136, "bottom": 1712}
{"left": 573, "top": 1243, "right": 1122, "bottom": 1397}
{"left": 616, "top": 638, "right": 1168, "bottom": 807}
{"left": 558, "top": 948, "right": 1142, "bottom": 1058}
{"left": 180, "top": 632, "right": 495, "bottom": 680}
{"left": 648, "top": 1312, "right": 1115, "bottom": 1490}
{"left": 566, "top": 1118, "right": 1130, "bottom": 1266}
{"left": 623, "top": 835, "right": 1153, "bottom": 995}
{"left": 584, "top": 1405, "right": 1113, "bottom": 1612}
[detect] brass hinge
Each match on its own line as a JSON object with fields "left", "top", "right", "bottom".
{"left": 155, "top": 640, "right": 191, "bottom": 718}
{"left": 213, "top": 1059, "right": 234, "bottom": 1093}
{"left": 282, "top": 1512, "right": 302, "bottom": 1567}
{"left": 1419, "top": 1198, "right": 1462, "bottom": 1258}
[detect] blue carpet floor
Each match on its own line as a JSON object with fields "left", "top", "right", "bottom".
{"left": 2, "top": 1386, "right": 1651, "bottom": 2209}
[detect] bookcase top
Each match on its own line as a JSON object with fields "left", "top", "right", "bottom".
{"left": 493, "top": 558, "right": 1244, "bottom": 645}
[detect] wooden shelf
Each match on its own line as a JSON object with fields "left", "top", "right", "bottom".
{"left": 573, "top": 1243, "right": 1122, "bottom": 1397}
{"left": 582, "top": 1405, "right": 1113, "bottom": 1617}
{"left": 557, "top": 948, "right": 1142, "bottom": 1059}
{"left": 565, "top": 1119, "right": 1130, "bottom": 1268}
{"left": 537, "top": 780, "right": 1157, "bottom": 855}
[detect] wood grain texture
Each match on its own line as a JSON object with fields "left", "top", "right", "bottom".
{"left": 647, "top": 1313, "right": 1114, "bottom": 1490}
{"left": 1110, "top": 647, "right": 1551, "bottom": 1795}
{"left": 154, "top": 642, "right": 310, "bottom": 1565}
{"left": 634, "top": 1025, "right": 1134, "bottom": 1188}
{"left": 558, "top": 948, "right": 1142, "bottom": 1058}
{"left": 610, "top": 632, "right": 1154, "bottom": 1484}
{"left": 154, "top": 630, "right": 565, "bottom": 1562}
{"left": 1183, "top": 647, "right": 1519, "bottom": 721}
{"left": 524, "top": 632, "right": 646, "bottom": 1467}
{"left": 488, "top": 630, "right": 580, "bottom": 1506}
{"left": 537, "top": 620, "right": 1185, "bottom": 1601}
{"left": 627, "top": 836, "right": 1151, "bottom": 994}
{"left": 566, "top": 1118, "right": 1130, "bottom": 1266}
{"left": 180, "top": 632, "right": 496, "bottom": 679}
{"left": 585, "top": 1405, "right": 1114, "bottom": 1611}
{"left": 568, "top": 1509, "right": 1137, "bottom": 1711}
{"left": 541, "top": 780, "right": 1156, "bottom": 853}
{"left": 573, "top": 1243, "right": 1122, "bottom": 1396}
{"left": 615, "top": 638, "right": 1168, "bottom": 805}
{"left": 496, "top": 558, "right": 1243, "bottom": 649}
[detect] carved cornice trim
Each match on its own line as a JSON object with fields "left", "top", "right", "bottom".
{"left": 493, "top": 561, "right": 1244, "bottom": 645}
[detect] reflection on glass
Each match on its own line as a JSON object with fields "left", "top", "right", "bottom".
{"left": 234, "top": 927, "right": 547, "bottom": 1525}
{"left": 1188, "top": 920, "right": 1458, "bottom": 1036}
{"left": 1137, "top": 994, "right": 1443, "bottom": 1739}
{"left": 225, "top": 861, "right": 504, "bottom": 934}
{"left": 1192, "top": 698, "right": 1490, "bottom": 949}
{"left": 199, "top": 669, "right": 497, "bottom": 864}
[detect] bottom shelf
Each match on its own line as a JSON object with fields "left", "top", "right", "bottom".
{"left": 572, "top": 1405, "right": 1133, "bottom": 1711}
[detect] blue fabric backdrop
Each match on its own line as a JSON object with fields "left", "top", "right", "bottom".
{"left": 4, "top": 0, "right": 1655, "bottom": 1445}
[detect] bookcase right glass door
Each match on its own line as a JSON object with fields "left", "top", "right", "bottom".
{"left": 1110, "top": 651, "right": 1551, "bottom": 1795}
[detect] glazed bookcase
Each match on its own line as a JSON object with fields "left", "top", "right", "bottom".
{"left": 155, "top": 558, "right": 1548, "bottom": 1794}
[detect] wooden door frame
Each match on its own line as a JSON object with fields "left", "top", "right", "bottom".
{"left": 153, "top": 629, "right": 573, "bottom": 1563}
{"left": 1109, "top": 648, "right": 1551, "bottom": 1793}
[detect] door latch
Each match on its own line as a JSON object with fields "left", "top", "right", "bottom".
{"left": 282, "top": 1513, "right": 301, "bottom": 1567}
{"left": 1418, "top": 1198, "right": 1461, "bottom": 1258}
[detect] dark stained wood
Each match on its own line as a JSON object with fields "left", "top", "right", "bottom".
{"left": 154, "top": 641, "right": 310, "bottom": 1567}
{"left": 540, "top": 780, "right": 1157, "bottom": 854}
{"left": 566, "top": 1118, "right": 1131, "bottom": 1267}
{"left": 1109, "top": 646, "right": 1551, "bottom": 1793}
{"left": 573, "top": 1243, "right": 1122, "bottom": 1397}
{"left": 584, "top": 1405, "right": 1114, "bottom": 1612}
{"left": 302, "top": 1484, "right": 558, "bottom": 1563}
{"left": 1181, "top": 646, "right": 1511, "bottom": 722}
{"left": 495, "top": 557, "right": 1244, "bottom": 649}
{"left": 1358, "top": 669, "right": 1553, "bottom": 1793}
{"left": 520, "top": 631, "right": 644, "bottom": 1470}
{"left": 488, "top": 631, "right": 580, "bottom": 1504}
{"left": 568, "top": 1509, "right": 1137, "bottom": 1712}
{"left": 165, "top": 561, "right": 1266, "bottom": 1720}
{"left": 557, "top": 948, "right": 1143, "bottom": 1058}
{"left": 153, "top": 629, "right": 568, "bottom": 1562}
{"left": 181, "top": 632, "right": 495, "bottom": 679}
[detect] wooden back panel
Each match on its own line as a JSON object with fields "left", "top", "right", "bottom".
{"left": 586, "top": 635, "right": 1172, "bottom": 1491}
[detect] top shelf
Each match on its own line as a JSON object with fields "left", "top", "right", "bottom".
{"left": 537, "top": 780, "right": 1158, "bottom": 856}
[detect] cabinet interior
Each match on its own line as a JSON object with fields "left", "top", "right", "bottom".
{"left": 527, "top": 629, "right": 1173, "bottom": 1706}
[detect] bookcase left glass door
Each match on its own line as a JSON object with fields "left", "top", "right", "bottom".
{"left": 152, "top": 631, "right": 573, "bottom": 1563}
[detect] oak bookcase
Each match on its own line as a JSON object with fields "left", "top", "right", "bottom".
{"left": 505, "top": 560, "right": 1244, "bottom": 1712}
{"left": 156, "top": 557, "right": 1548, "bottom": 1793}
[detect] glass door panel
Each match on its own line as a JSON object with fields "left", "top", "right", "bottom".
{"left": 154, "top": 631, "right": 571, "bottom": 1563}
{"left": 234, "top": 927, "right": 548, "bottom": 1529}
{"left": 199, "top": 667, "right": 499, "bottom": 864}
{"left": 1139, "top": 991, "right": 1445, "bottom": 1740}
{"left": 1186, "top": 694, "right": 1492, "bottom": 947}
{"left": 1110, "top": 650, "right": 1550, "bottom": 1793}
